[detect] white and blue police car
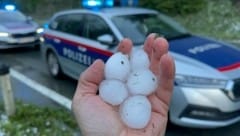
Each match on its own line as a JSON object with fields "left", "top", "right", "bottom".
{"left": 0, "top": 5, "right": 43, "bottom": 49}
{"left": 41, "top": 0, "right": 240, "bottom": 128}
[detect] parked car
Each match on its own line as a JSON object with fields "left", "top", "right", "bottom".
{"left": 41, "top": 6, "right": 240, "bottom": 128}
{"left": 0, "top": 5, "right": 43, "bottom": 49}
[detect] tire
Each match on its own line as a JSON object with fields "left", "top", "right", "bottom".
{"left": 46, "top": 51, "right": 63, "bottom": 78}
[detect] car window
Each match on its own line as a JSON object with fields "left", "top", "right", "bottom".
{"left": 84, "top": 14, "right": 115, "bottom": 42}
{"left": 63, "top": 14, "right": 85, "bottom": 36}
{"left": 49, "top": 15, "right": 69, "bottom": 32}
{"left": 112, "top": 13, "right": 189, "bottom": 45}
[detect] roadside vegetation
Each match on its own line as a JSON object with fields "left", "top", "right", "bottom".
{"left": 0, "top": 101, "right": 79, "bottom": 136}
{"left": 175, "top": 0, "right": 240, "bottom": 44}
{"left": 141, "top": 0, "right": 240, "bottom": 45}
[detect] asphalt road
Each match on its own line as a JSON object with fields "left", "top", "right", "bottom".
{"left": 0, "top": 47, "right": 77, "bottom": 99}
{"left": 1, "top": 47, "right": 240, "bottom": 136}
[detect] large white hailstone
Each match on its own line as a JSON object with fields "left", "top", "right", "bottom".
{"left": 130, "top": 49, "right": 150, "bottom": 70}
{"left": 105, "top": 52, "right": 130, "bottom": 81}
{"left": 120, "top": 95, "right": 151, "bottom": 129}
{"left": 99, "top": 80, "right": 128, "bottom": 106}
{"left": 127, "top": 69, "right": 158, "bottom": 96}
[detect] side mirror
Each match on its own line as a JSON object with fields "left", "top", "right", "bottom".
{"left": 97, "top": 34, "right": 114, "bottom": 45}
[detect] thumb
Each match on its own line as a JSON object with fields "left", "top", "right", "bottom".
{"left": 74, "top": 59, "right": 105, "bottom": 98}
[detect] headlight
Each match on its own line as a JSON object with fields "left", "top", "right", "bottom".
{"left": 175, "top": 75, "right": 227, "bottom": 89}
{"left": 36, "top": 28, "right": 44, "bottom": 34}
{"left": 0, "top": 32, "right": 9, "bottom": 37}
{"left": 40, "top": 37, "right": 45, "bottom": 42}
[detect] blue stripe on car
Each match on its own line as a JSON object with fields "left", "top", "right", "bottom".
{"left": 169, "top": 36, "right": 240, "bottom": 70}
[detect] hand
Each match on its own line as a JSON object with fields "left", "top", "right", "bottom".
{"left": 72, "top": 33, "right": 175, "bottom": 136}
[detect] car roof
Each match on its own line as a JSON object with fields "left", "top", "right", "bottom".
{"left": 0, "top": 9, "right": 20, "bottom": 14}
{"left": 0, "top": 9, "right": 9, "bottom": 13}
{"left": 53, "top": 7, "right": 158, "bottom": 18}
{"left": 100, "top": 7, "right": 158, "bottom": 16}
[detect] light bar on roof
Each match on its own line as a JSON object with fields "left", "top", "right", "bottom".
{"left": 104, "top": 0, "right": 114, "bottom": 7}
{"left": 82, "top": 0, "right": 114, "bottom": 9}
{"left": 4, "top": 4, "right": 16, "bottom": 11}
{"left": 82, "top": 0, "right": 102, "bottom": 8}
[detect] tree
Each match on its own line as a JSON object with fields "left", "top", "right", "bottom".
{"left": 139, "top": 0, "right": 207, "bottom": 15}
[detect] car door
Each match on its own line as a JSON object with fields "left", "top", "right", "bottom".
{"left": 67, "top": 13, "right": 118, "bottom": 78}
{"left": 46, "top": 12, "right": 118, "bottom": 79}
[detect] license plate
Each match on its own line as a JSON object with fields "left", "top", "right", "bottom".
{"left": 18, "top": 37, "right": 35, "bottom": 43}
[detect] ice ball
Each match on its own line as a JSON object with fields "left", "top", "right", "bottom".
{"left": 130, "top": 49, "right": 150, "bottom": 70}
{"left": 120, "top": 95, "right": 151, "bottom": 129}
{"left": 105, "top": 52, "right": 130, "bottom": 81}
{"left": 127, "top": 69, "right": 158, "bottom": 96}
{"left": 99, "top": 80, "right": 128, "bottom": 106}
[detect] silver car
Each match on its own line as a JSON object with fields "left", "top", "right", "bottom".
{"left": 41, "top": 7, "right": 240, "bottom": 128}
{"left": 0, "top": 7, "right": 43, "bottom": 49}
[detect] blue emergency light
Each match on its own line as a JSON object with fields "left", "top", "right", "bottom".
{"left": 104, "top": 0, "right": 114, "bottom": 7}
{"left": 4, "top": 4, "right": 16, "bottom": 11}
{"left": 83, "top": 0, "right": 102, "bottom": 7}
{"left": 82, "top": 0, "right": 113, "bottom": 9}
{"left": 82, "top": 0, "right": 138, "bottom": 10}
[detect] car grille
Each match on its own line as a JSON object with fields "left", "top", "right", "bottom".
{"left": 11, "top": 32, "right": 37, "bottom": 38}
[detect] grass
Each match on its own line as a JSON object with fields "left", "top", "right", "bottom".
{"left": 0, "top": 101, "right": 79, "bottom": 136}
{"left": 174, "top": 0, "right": 240, "bottom": 47}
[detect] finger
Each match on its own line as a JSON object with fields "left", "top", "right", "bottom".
{"left": 117, "top": 38, "right": 133, "bottom": 54}
{"left": 148, "top": 54, "right": 175, "bottom": 115}
{"left": 74, "top": 59, "right": 105, "bottom": 99}
{"left": 148, "top": 94, "right": 169, "bottom": 116}
{"left": 143, "top": 33, "right": 157, "bottom": 59}
{"left": 150, "top": 37, "right": 169, "bottom": 75}
{"left": 156, "top": 54, "right": 175, "bottom": 106}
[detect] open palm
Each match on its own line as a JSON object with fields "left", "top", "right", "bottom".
{"left": 72, "top": 34, "right": 175, "bottom": 136}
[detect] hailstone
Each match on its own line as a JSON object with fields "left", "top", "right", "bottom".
{"left": 130, "top": 49, "right": 150, "bottom": 70}
{"left": 120, "top": 95, "right": 151, "bottom": 129}
{"left": 104, "top": 52, "right": 130, "bottom": 81}
{"left": 127, "top": 69, "right": 158, "bottom": 96}
{"left": 99, "top": 48, "right": 159, "bottom": 129}
{"left": 99, "top": 80, "right": 128, "bottom": 106}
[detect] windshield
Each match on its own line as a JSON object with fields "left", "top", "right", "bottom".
{"left": 112, "top": 13, "right": 189, "bottom": 45}
{"left": 0, "top": 11, "right": 27, "bottom": 23}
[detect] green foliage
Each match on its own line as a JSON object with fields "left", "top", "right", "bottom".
{"left": 139, "top": 0, "right": 207, "bottom": 15}
{"left": 174, "top": 0, "right": 240, "bottom": 42}
{"left": 15, "top": 0, "right": 81, "bottom": 19}
{"left": 0, "top": 101, "right": 79, "bottom": 136}
{"left": 15, "top": 0, "right": 41, "bottom": 13}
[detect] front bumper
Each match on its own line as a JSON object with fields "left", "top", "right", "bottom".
{"left": 0, "top": 39, "right": 40, "bottom": 49}
{"left": 170, "top": 87, "right": 240, "bottom": 128}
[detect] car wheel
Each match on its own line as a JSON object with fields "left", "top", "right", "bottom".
{"left": 47, "top": 51, "right": 63, "bottom": 78}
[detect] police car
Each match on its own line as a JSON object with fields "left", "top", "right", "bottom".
{"left": 41, "top": 0, "right": 240, "bottom": 128}
{"left": 0, "top": 5, "right": 43, "bottom": 49}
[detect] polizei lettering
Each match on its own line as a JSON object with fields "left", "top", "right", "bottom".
{"left": 63, "top": 47, "right": 94, "bottom": 66}
{"left": 188, "top": 43, "right": 222, "bottom": 54}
